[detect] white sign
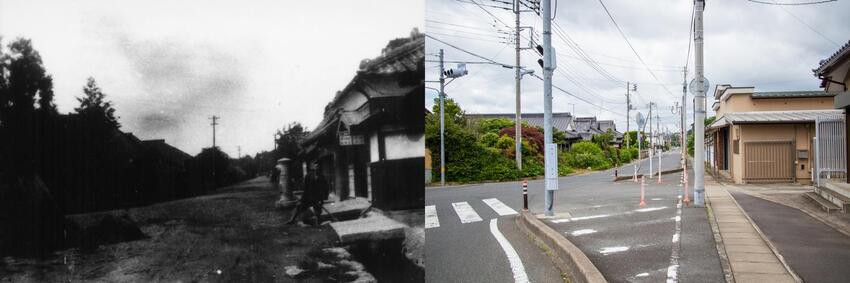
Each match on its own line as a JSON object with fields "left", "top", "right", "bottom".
{"left": 636, "top": 112, "right": 646, "bottom": 128}
{"left": 545, "top": 143, "right": 559, "bottom": 191}
{"left": 339, "top": 133, "right": 365, "bottom": 146}
{"left": 688, "top": 77, "right": 710, "bottom": 96}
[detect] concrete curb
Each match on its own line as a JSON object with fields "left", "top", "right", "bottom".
{"left": 704, "top": 195, "right": 736, "bottom": 283}
{"left": 515, "top": 211, "right": 607, "bottom": 283}
{"left": 612, "top": 167, "right": 683, "bottom": 182}
{"left": 723, "top": 187, "right": 804, "bottom": 283}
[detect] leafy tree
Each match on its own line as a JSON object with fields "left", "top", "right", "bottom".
{"left": 430, "top": 97, "right": 466, "bottom": 126}
{"left": 478, "top": 118, "right": 514, "bottom": 134}
{"left": 592, "top": 131, "right": 615, "bottom": 149}
{"left": 75, "top": 77, "right": 120, "bottom": 128}
{"left": 499, "top": 125, "right": 544, "bottom": 154}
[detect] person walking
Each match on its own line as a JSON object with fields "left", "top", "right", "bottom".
{"left": 286, "top": 164, "right": 329, "bottom": 226}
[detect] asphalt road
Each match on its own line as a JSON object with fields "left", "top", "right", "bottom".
{"left": 731, "top": 191, "right": 850, "bottom": 283}
{"left": 426, "top": 149, "right": 724, "bottom": 283}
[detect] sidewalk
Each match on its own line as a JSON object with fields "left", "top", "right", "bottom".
{"left": 705, "top": 179, "right": 797, "bottom": 282}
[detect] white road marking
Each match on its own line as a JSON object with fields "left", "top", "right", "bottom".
{"left": 482, "top": 198, "right": 518, "bottom": 216}
{"left": 452, "top": 202, "right": 483, "bottom": 224}
{"left": 672, "top": 233, "right": 680, "bottom": 243}
{"left": 489, "top": 219, "right": 530, "bottom": 283}
{"left": 570, "top": 229, "right": 597, "bottom": 236}
{"left": 666, "top": 265, "right": 679, "bottom": 283}
{"left": 635, "top": 206, "right": 667, "bottom": 213}
{"left": 635, "top": 272, "right": 650, "bottom": 277}
{"left": 651, "top": 198, "right": 663, "bottom": 201}
{"left": 425, "top": 205, "right": 439, "bottom": 229}
{"left": 550, "top": 213, "right": 611, "bottom": 223}
{"left": 600, "top": 246, "right": 629, "bottom": 255}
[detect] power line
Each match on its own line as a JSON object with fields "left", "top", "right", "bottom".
{"left": 765, "top": 1, "right": 842, "bottom": 47}
{"left": 596, "top": 0, "right": 679, "bottom": 98}
{"left": 426, "top": 34, "right": 513, "bottom": 67}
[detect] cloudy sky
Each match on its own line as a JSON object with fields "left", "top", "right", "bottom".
{"left": 0, "top": 0, "right": 423, "bottom": 156}
{"left": 425, "top": 0, "right": 850, "bottom": 134}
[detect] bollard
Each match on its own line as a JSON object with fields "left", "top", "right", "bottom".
{"left": 522, "top": 179, "right": 529, "bottom": 211}
{"left": 657, "top": 168, "right": 662, "bottom": 184}
{"left": 640, "top": 176, "right": 647, "bottom": 207}
{"left": 633, "top": 164, "right": 638, "bottom": 182}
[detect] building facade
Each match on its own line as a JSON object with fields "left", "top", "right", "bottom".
{"left": 301, "top": 29, "right": 424, "bottom": 211}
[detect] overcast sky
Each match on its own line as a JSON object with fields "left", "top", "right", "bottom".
{"left": 0, "top": 0, "right": 423, "bottom": 156}
{"left": 425, "top": 0, "right": 850, "bottom": 134}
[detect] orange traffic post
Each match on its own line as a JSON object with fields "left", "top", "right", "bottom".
{"left": 640, "top": 176, "right": 647, "bottom": 207}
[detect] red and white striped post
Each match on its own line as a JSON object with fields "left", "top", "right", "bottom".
{"left": 522, "top": 179, "right": 529, "bottom": 211}
{"left": 640, "top": 175, "right": 647, "bottom": 207}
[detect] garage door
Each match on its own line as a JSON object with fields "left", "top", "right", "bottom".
{"left": 744, "top": 141, "right": 795, "bottom": 183}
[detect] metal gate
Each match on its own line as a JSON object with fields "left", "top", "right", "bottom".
{"left": 814, "top": 117, "right": 846, "bottom": 186}
{"left": 743, "top": 141, "right": 795, "bottom": 183}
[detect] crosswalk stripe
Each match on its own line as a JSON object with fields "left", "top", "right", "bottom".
{"left": 425, "top": 205, "right": 440, "bottom": 229}
{"left": 482, "top": 198, "right": 518, "bottom": 216}
{"left": 452, "top": 202, "right": 483, "bottom": 223}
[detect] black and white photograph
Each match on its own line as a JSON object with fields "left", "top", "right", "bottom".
{"left": 0, "top": 0, "right": 424, "bottom": 282}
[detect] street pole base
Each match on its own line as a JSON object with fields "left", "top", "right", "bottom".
{"left": 639, "top": 200, "right": 646, "bottom": 207}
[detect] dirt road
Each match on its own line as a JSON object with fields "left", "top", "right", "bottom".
{"left": 0, "top": 177, "right": 363, "bottom": 282}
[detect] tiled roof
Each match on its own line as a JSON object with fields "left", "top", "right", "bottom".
{"left": 751, "top": 91, "right": 836, "bottom": 99}
{"left": 709, "top": 110, "right": 844, "bottom": 129}
{"left": 465, "top": 112, "right": 574, "bottom": 131}
{"left": 814, "top": 40, "right": 850, "bottom": 75}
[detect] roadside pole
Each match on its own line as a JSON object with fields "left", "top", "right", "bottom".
{"left": 649, "top": 103, "right": 653, "bottom": 177}
{"left": 542, "top": 0, "right": 557, "bottom": 216}
{"left": 625, "top": 82, "right": 631, "bottom": 148}
{"left": 439, "top": 49, "right": 446, "bottom": 187}
{"left": 693, "top": 0, "right": 707, "bottom": 206}
{"left": 514, "top": 0, "right": 523, "bottom": 171}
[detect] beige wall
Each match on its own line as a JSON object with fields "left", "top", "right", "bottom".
{"left": 825, "top": 59, "right": 850, "bottom": 92}
{"left": 728, "top": 123, "right": 814, "bottom": 184}
{"left": 719, "top": 94, "right": 833, "bottom": 115}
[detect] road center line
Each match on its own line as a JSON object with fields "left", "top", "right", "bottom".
{"left": 483, "top": 198, "right": 518, "bottom": 216}
{"left": 425, "top": 205, "right": 439, "bottom": 229}
{"left": 452, "top": 202, "right": 483, "bottom": 223}
{"left": 667, "top": 197, "right": 684, "bottom": 282}
{"left": 489, "top": 218, "right": 530, "bottom": 283}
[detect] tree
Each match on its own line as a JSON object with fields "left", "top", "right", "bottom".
{"left": 431, "top": 97, "right": 466, "bottom": 126}
{"left": 75, "top": 77, "right": 120, "bottom": 128}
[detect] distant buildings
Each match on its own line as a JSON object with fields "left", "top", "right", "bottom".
{"left": 301, "top": 29, "right": 424, "bottom": 211}
{"left": 465, "top": 112, "right": 622, "bottom": 149}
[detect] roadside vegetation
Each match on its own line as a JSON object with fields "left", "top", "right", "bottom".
{"left": 425, "top": 98, "right": 645, "bottom": 184}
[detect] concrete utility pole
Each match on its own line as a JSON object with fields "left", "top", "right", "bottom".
{"left": 625, "top": 82, "right": 631, "bottom": 148}
{"left": 649, "top": 103, "right": 654, "bottom": 176}
{"left": 237, "top": 146, "right": 241, "bottom": 159}
{"left": 542, "top": 0, "right": 557, "bottom": 216}
{"left": 514, "top": 0, "right": 523, "bottom": 171}
{"left": 625, "top": 82, "right": 636, "bottom": 148}
{"left": 693, "top": 0, "right": 707, "bottom": 206}
{"left": 682, "top": 67, "right": 688, "bottom": 182}
{"left": 210, "top": 115, "right": 219, "bottom": 148}
{"left": 439, "top": 49, "right": 447, "bottom": 186}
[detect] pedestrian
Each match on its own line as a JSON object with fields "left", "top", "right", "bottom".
{"left": 286, "top": 164, "right": 328, "bottom": 226}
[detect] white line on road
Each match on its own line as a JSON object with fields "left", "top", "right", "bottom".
{"left": 570, "top": 229, "right": 597, "bottom": 236}
{"left": 425, "top": 205, "right": 439, "bottom": 229}
{"left": 452, "top": 202, "right": 483, "bottom": 224}
{"left": 482, "top": 198, "right": 518, "bottom": 216}
{"left": 600, "top": 246, "right": 629, "bottom": 255}
{"left": 489, "top": 218, "right": 529, "bottom": 283}
{"left": 635, "top": 206, "right": 667, "bottom": 213}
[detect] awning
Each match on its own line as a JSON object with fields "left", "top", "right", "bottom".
{"left": 708, "top": 110, "right": 844, "bottom": 129}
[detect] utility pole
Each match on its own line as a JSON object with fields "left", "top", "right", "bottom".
{"left": 657, "top": 110, "right": 661, "bottom": 178}
{"left": 625, "top": 82, "right": 636, "bottom": 148}
{"left": 693, "top": 0, "right": 707, "bottom": 206}
{"left": 514, "top": 0, "right": 523, "bottom": 171}
{"left": 625, "top": 82, "right": 631, "bottom": 148}
{"left": 682, "top": 66, "right": 688, "bottom": 187}
{"left": 648, "top": 102, "right": 654, "bottom": 176}
{"left": 238, "top": 146, "right": 241, "bottom": 159}
{"left": 210, "top": 115, "right": 219, "bottom": 148}
{"left": 542, "top": 0, "right": 557, "bottom": 216}
{"left": 439, "top": 49, "right": 446, "bottom": 186}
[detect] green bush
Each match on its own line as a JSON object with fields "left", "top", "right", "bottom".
{"left": 479, "top": 118, "right": 515, "bottom": 134}
{"left": 567, "top": 141, "right": 611, "bottom": 170}
{"left": 558, "top": 152, "right": 574, "bottom": 176}
{"left": 496, "top": 135, "right": 514, "bottom": 150}
{"left": 479, "top": 132, "right": 499, "bottom": 147}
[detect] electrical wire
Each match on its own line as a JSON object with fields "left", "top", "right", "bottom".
{"left": 596, "top": 0, "right": 679, "bottom": 98}
{"left": 747, "top": 0, "right": 837, "bottom": 5}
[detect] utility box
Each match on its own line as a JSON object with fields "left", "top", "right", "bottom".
{"left": 797, "top": 149, "right": 809, "bottom": 159}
